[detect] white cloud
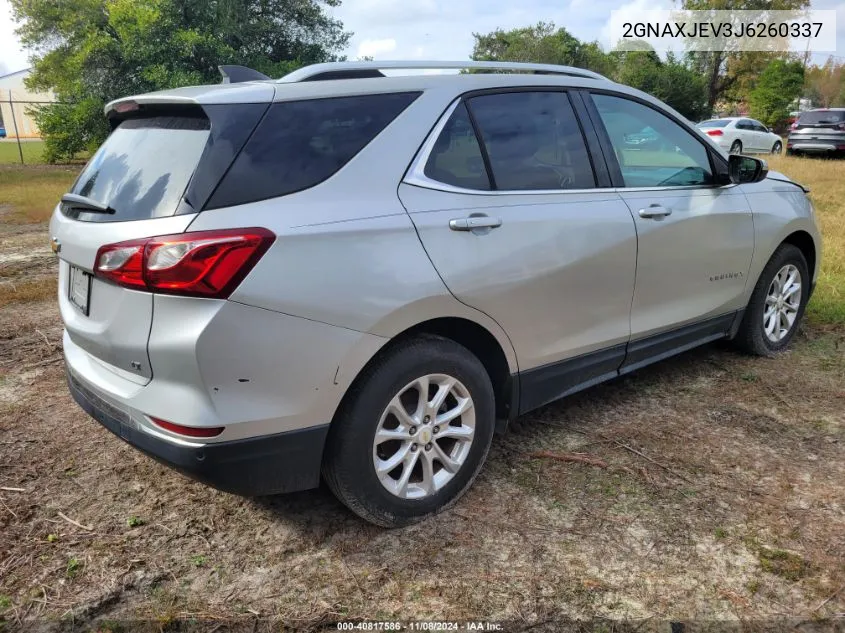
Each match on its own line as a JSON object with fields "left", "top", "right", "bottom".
{"left": 356, "top": 38, "right": 398, "bottom": 59}
{"left": 0, "top": 0, "right": 29, "bottom": 75}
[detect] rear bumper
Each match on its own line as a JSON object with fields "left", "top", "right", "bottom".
{"left": 67, "top": 364, "right": 328, "bottom": 496}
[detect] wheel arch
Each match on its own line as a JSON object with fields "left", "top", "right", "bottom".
{"left": 781, "top": 230, "right": 817, "bottom": 289}
{"left": 331, "top": 316, "right": 518, "bottom": 434}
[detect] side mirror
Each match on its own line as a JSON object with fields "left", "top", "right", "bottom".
{"left": 728, "top": 154, "right": 768, "bottom": 184}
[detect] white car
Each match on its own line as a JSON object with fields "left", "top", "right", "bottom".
{"left": 696, "top": 118, "right": 783, "bottom": 155}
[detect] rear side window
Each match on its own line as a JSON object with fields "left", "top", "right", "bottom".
{"left": 467, "top": 91, "right": 595, "bottom": 191}
{"left": 697, "top": 119, "right": 730, "bottom": 128}
{"left": 424, "top": 103, "right": 490, "bottom": 190}
{"left": 208, "top": 92, "right": 420, "bottom": 209}
{"left": 70, "top": 115, "right": 210, "bottom": 223}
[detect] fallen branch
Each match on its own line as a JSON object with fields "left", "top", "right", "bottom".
{"left": 0, "top": 486, "right": 26, "bottom": 492}
{"left": 528, "top": 451, "right": 608, "bottom": 469}
{"left": 57, "top": 511, "right": 93, "bottom": 531}
{"left": 610, "top": 441, "right": 695, "bottom": 484}
{"left": 813, "top": 584, "right": 844, "bottom": 613}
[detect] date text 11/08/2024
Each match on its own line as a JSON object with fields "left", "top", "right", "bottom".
{"left": 336, "top": 623, "right": 504, "bottom": 631}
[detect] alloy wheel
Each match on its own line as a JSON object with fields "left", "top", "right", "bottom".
{"left": 763, "top": 264, "right": 802, "bottom": 343}
{"left": 373, "top": 374, "right": 475, "bottom": 499}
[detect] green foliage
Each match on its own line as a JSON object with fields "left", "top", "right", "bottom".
{"left": 126, "top": 515, "right": 144, "bottom": 528}
{"left": 471, "top": 22, "right": 614, "bottom": 77}
{"left": 749, "top": 59, "right": 805, "bottom": 127}
{"left": 11, "top": 0, "right": 350, "bottom": 162}
{"left": 804, "top": 58, "right": 845, "bottom": 108}
{"left": 613, "top": 51, "right": 708, "bottom": 121}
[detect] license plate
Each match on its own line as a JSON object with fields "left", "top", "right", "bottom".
{"left": 68, "top": 265, "right": 92, "bottom": 315}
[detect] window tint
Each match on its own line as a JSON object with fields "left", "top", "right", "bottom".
{"left": 467, "top": 91, "right": 595, "bottom": 190}
{"left": 70, "top": 115, "right": 210, "bottom": 223}
{"left": 697, "top": 119, "right": 730, "bottom": 128}
{"left": 798, "top": 110, "right": 845, "bottom": 124}
{"left": 592, "top": 94, "right": 713, "bottom": 188}
{"left": 423, "top": 103, "right": 490, "bottom": 190}
{"left": 208, "top": 92, "right": 420, "bottom": 209}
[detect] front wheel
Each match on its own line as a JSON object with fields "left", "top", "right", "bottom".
{"left": 772, "top": 141, "right": 782, "bottom": 154}
{"left": 730, "top": 140, "right": 743, "bottom": 154}
{"left": 734, "top": 244, "right": 809, "bottom": 356}
{"left": 322, "top": 335, "right": 495, "bottom": 527}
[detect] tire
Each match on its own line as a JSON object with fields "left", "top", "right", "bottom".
{"left": 322, "top": 334, "right": 495, "bottom": 527}
{"left": 786, "top": 148, "right": 796, "bottom": 156}
{"left": 730, "top": 140, "right": 742, "bottom": 154}
{"left": 734, "top": 244, "right": 809, "bottom": 356}
{"left": 772, "top": 141, "right": 782, "bottom": 154}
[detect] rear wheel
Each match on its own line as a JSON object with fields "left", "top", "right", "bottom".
{"left": 322, "top": 335, "right": 495, "bottom": 527}
{"left": 730, "top": 140, "right": 743, "bottom": 154}
{"left": 772, "top": 141, "right": 782, "bottom": 154}
{"left": 734, "top": 244, "right": 809, "bottom": 356}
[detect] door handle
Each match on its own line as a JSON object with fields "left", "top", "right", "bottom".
{"left": 449, "top": 215, "right": 503, "bottom": 231}
{"left": 638, "top": 205, "right": 672, "bottom": 219}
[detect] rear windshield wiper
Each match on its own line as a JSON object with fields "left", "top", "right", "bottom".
{"left": 61, "top": 193, "right": 116, "bottom": 215}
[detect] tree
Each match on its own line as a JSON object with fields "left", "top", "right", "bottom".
{"left": 11, "top": 0, "right": 350, "bottom": 162}
{"left": 748, "top": 59, "right": 804, "bottom": 127}
{"left": 471, "top": 22, "right": 614, "bottom": 78}
{"left": 614, "top": 51, "right": 708, "bottom": 121}
{"left": 805, "top": 58, "right": 845, "bottom": 108}
{"left": 680, "top": 0, "right": 810, "bottom": 114}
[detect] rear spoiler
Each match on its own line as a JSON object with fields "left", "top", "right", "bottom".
{"left": 218, "top": 65, "right": 271, "bottom": 84}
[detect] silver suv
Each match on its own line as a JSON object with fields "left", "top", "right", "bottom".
{"left": 787, "top": 107, "right": 845, "bottom": 156}
{"left": 52, "top": 61, "right": 821, "bottom": 527}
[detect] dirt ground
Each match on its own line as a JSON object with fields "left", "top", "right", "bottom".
{"left": 1, "top": 189, "right": 844, "bottom": 632}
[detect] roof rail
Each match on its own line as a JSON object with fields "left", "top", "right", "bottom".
{"left": 278, "top": 61, "right": 608, "bottom": 83}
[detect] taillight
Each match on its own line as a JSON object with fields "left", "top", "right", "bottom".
{"left": 94, "top": 228, "right": 275, "bottom": 298}
{"left": 836, "top": 123, "right": 845, "bottom": 131}
{"left": 705, "top": 129, "right": 723, "bottom": 137}
{"left": 150, "top": 417, "right": 224, "bottom": 438}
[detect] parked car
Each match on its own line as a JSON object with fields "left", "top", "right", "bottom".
{"left": 0, "top": 126, "right": 6, "bottom": 138}
{"left": 787, "top": 108, "right": 845, "bottom": 156}
{"left": 696, "top": 117, "right": 783, "bottom": 154}
{"left": 53, "top": 61, "right": 821, "bottom": 527}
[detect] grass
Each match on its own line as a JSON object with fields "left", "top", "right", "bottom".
{"left": 0, "top": 166, "right": 78, "bottom": 223}
{"left": 768, "top": 155, "right": 845, "bottom": 325}
{"left": 0, "top": 278, "right": 57, "bottom": 307}
{"left": 0, "top": 140, "right": 48, "bottom": 165}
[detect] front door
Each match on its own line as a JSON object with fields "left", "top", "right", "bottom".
{"left": 399, "top": 91, "right": 638, "bottom": 411}
{"left": 587, "top": 93, "right": 754, "bottom": 360}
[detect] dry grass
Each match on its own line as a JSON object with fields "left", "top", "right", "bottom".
{"left": 768, "top": 155, "right": 845, "bottom": 324}
{"left": 0, "top": 159, "right": 842, "bottom": 630}
{"left": 0, "top": 278, "right": 57, "bottom": 307}
{"left": 0, "top": 166, "right": 78, "bottom": 224}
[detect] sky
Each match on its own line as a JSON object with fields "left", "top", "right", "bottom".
{"left": 1, "top": 0, "right": 844, "bottom": 77}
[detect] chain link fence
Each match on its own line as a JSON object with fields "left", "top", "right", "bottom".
{"left": 0, "top": 95, "right": 56, "bottom": 165}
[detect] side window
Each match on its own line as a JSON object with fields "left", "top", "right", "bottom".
{"left": 592, "top": 94, "right": 714, "bottom": 188}
{"left": 467, "top": 91, "right": 596, "bottom": 191}
{"left": 208, "top": 92, "right": 420, "bottom": 209}
{"left": 423, "top": 103, "right": 491, "bottom": 191}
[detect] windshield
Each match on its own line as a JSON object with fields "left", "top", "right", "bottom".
{"left": 697, "top": 119, "right": 731, "bottom": 128}
{"left": 797, "top": 110, "right": 845, "bottom": 125}
{"left": 70, "top": 115, "right": 210, "bottom": 222}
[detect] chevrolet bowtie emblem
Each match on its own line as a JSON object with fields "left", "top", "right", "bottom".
{"left": 50, "top": 237, "right": 61, "bottom": 255}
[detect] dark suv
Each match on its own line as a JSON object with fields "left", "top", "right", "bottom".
{"left": 787, "top": 108, "right": 845, "bottom": 156}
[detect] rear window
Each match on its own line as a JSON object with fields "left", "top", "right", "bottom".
{"left": 697, "top": 119, "right": 731, "bottom": 128}
{"left": 70, "top": 115, "right": 210, "bottom": 222}
{"left": 798, "top": 110, "right": 845, "bottom": 124}
{"left": 207, "top": 92, "right": 420, "bottom": 209}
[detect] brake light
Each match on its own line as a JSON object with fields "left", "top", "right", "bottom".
{"left": 705, "top": 129, "right": 723, "bottom": 136}
{"left": 94, "top": 228, "right": 275, "bottom": 298}
{"left": 150, "top": 417, "right": 224, "bottom": 438}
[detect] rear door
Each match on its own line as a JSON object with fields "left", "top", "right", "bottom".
{"left": 586, "top": 92, "right": 754, "bottom": 356}
{"left": 50, "top": 103, "right": 268, "bottom": 382}
{"left": 399, "top": 90, "right": 638, "bottom": 412}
